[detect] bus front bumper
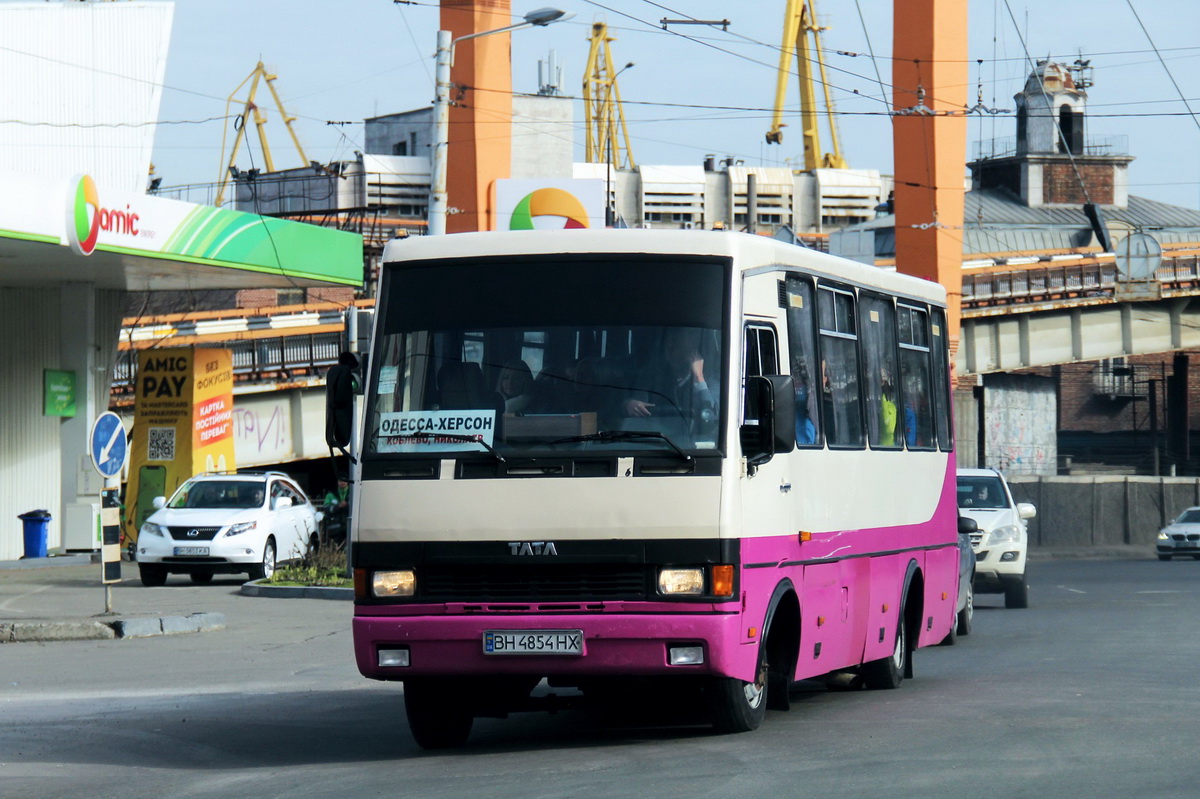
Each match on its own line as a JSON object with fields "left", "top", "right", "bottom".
{"left": 353, "top": 610, "right": 753, "bottom": 682}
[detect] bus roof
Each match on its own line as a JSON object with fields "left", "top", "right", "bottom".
{"left": 381, "top": 230, "right": 947, "bottom": 305}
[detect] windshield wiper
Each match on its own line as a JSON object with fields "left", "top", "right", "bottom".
{"left": 549, "top": 430, "right": 691, "bottom": 461}
{"left": 401, "top": 431, "right": 507, "bottom": 463}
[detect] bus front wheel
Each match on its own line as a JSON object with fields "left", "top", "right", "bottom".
{"left": 709, "top": 640, "right": 768, "bottom": 733}
{"left": 404, "top": 678, "right": 474, "bottom": 749}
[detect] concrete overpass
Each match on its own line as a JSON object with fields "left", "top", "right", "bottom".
{"left": 960, "top": 249, "right": 1200, "bottom": 375}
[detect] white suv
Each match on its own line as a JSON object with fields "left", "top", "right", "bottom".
{"left": 956, "top": 468, "right": 1036, "bottom": 609}
{"left": 135, "top": 472, "right": 323, "bottom": 586}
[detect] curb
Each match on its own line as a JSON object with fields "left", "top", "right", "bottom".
{"left": 0, "top": 553, "right": 98, "bottom": 571}
{"left": 240, "top": 579, "right": 352, "bottom": 600}
{"left": 0, "top": 612, "right": 225, "bottom": 644}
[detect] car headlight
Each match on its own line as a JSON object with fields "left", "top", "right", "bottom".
{"left": 373, "top": 570, "right": 415, "bottom": 597}
{"left": 659, "top": 568, "right": 705, "bottom": 595}
{"left": 141, "top": 522, "right": 164, "bottom": 537}
{"left": 225, "top": 521, "right": 258, "bottom": 537}
{"left": 987, "top": 524, "right": 1022, "bottom": 545}
{"left": 1158, "top": 531, "right": 1170, "bottom": 540}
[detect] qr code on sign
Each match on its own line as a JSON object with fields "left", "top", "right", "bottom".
{"left": 148, "top": 427, "right": 176, "bottom": 461}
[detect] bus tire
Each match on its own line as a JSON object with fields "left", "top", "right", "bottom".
{"left": 862, "top": 603, "right": 907, "bottom": 690}
{"left": 709, "top": 638, "right": 768, "bottom": 734}
{"left": 404, "top": 679, "right": 474, "bottom": 749}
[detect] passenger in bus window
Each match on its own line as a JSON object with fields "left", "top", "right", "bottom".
{"left": 623, "top": 329, "right": 718, "bottom": 430}
{"left": 496, "top": 360, "right": 534, "bottom": 414}
{"left": 881, "top": 381, "right": 898, "bottom": 447}
{"left": 792, "top": 359, "right": 817, "bottom": 445}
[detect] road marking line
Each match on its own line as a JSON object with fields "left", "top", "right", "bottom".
{"left": 0, "top": 584, "right": 52, "bottom": 614}
{"left": 1057, "top": 586, "right": 1086, "bottom": 594}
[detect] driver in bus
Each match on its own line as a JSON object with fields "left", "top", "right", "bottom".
{"left": 622, "top": 329, "right": 718, "bottom": 431}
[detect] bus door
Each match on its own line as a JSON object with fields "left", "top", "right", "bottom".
{"left": 739, "top": 320, "right": 793, "bottom": 538}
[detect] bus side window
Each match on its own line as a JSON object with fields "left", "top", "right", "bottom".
{"left": 742, "top": 324, "right": 779, "bottom": 425}
{"left": 784, "top": 275, "right": 821, "bottom": 447}
{"left": 898, "top": 304, "right": 935, "bottom": 449}
{"left": 931, "top": 308, "right": 954, "bottom": 451}
{"left": 818, "top": 285, "right": 865, "bottom": 448}
{"left": 859, "top": 292, "right": 900, "bottom": 449}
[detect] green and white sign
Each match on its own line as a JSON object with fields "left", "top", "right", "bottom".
{"left": 44, "top": 369, "right": 76, "bottom": 417}
{"left": 1, "top": 170, "right": 361, "bottom": 286}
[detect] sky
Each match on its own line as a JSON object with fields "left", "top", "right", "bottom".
{"left": 60, "top": 0, "right": 1200, "bottom": 207}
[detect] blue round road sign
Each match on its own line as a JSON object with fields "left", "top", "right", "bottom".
{"left": 90, "top": 412, "right": 128, "bottom": 478}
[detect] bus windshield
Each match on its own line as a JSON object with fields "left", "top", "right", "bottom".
{"left": 365, "top": 255, "right": 729, "bottom": 459}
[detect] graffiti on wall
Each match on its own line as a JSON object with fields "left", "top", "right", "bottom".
{"left": 984, "top": 374, "right": 1057, "bottom": 476}
{"left": 233, "top": 399, "right": 294, "bottom": 465}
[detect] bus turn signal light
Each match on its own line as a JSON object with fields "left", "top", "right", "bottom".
{"left": 711, "top": 564, "right": 734, "bottom": 597}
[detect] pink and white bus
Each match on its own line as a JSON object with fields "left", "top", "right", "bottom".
{"left": 348, "top": 229, "right": 959, "bottom": 747}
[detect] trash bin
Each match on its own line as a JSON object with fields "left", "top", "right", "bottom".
{"left": 18, "top": 509, "right": 51, "bottom": 559}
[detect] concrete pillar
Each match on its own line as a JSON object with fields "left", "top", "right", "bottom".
{"left": 60, "top": 283, "right": 102, "bottom": 550}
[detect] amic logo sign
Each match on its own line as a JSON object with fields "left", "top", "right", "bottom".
{"left": 65, "top": 174, "right": 143, "bottom": 256}
{"left": 66, "top": 175, "right": 101, "bottom": 255}
{"left": 508, "top": 188, "right": 589, "bottom": 230}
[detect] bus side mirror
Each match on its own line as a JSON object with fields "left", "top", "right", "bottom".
{"left": 958, "top": 516, "right": 979, "bottom": 534}
{"left": 741, "top": 375, "right": 796, "bottom": 467}
{"left": 325, "top": 354, "right": 360, "bottom": 450}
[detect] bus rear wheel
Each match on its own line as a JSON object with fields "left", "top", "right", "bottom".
{"left": 862, "top": 610, "right": 907, "bottom": 690}
{"left": 709, "top": 639, "right": 768, "bottom": 733}
{"left": 404, "top": 678, "right": 474, "bottom": 749}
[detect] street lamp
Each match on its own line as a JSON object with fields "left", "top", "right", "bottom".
{"left": 604, "top": 61, "right": 635, "bottom": 227}
{"left": 429, "top": 8, "right": 573, "bottom": 236}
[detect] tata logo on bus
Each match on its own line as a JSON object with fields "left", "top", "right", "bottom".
{"left": 66, "top": 174, "right": 142, "bottom": 256}
{"left": 508, "top": 541, "right": 559, "bottom": 556}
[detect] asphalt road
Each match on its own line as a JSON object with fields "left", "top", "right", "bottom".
{"left": 2, "top": 559, "right": 1199, "bottom": 798}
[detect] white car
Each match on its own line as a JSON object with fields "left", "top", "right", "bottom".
{"left": 136, "top": 472, "right": 323, "bottom": 586}
{"left": 956, "top": 468, "right": 1036, "bottom": 609}
{"left": 1156, "top": 507, "right": 1200, "bottom": 560}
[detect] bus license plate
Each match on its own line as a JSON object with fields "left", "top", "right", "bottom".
{"left": 483, "top": 630, "right": 583, "bottom": 655}
{"left": 173, "top": 546, "right": 209, "bottom": 556}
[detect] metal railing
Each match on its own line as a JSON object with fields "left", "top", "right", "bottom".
{"left": 972, "top": 134, "right": 1129, "bottom": 161}
{"left": 113, "top": 332, "right": 344, "bottom": 392}
{"left": 963, "top": 254, "right": 1200, "bottom": 305}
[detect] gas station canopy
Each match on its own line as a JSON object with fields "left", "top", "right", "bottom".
{"left": 0, "top": 170, "right": 362, "bottom": 290}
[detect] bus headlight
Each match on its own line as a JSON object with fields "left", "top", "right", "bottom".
{"left": 373, "top": 570, "right": 416, "bottom": 597}
{"left": 658, "top": 568, "right": 704, "bottom": 595}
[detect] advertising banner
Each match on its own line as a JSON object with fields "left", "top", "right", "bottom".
{"left": 494, "top": 179, "right": 605, "bottom": 231}
{"left": 122, "top": 348, "right": 236, "bottom": 546}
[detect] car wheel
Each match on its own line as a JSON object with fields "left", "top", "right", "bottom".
{"left": 1004, "top": 576, "right": 1029, "bottom": 609}
{"left": 709, "top": 634, "right": 769, "bottom": 733}
{"left": 862, "top": 602, "right": 908, "bottom": 690}
{"left": 1157, "top": 554, "right": 1172, "bottom": 562}
{"left": 404, "top": 678, "right": 474, "bottom": 749}
{"left": 247, "top": 537, "right": 276, "bottom": 582}
{"left": 189, "top": 571, "right": 214, "bottom": 585}
{"left": 139, "top": 564, "right": 167, "bottom": 587}
{"left": 957, "top": 581, "right": 974, "bottom": 636}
